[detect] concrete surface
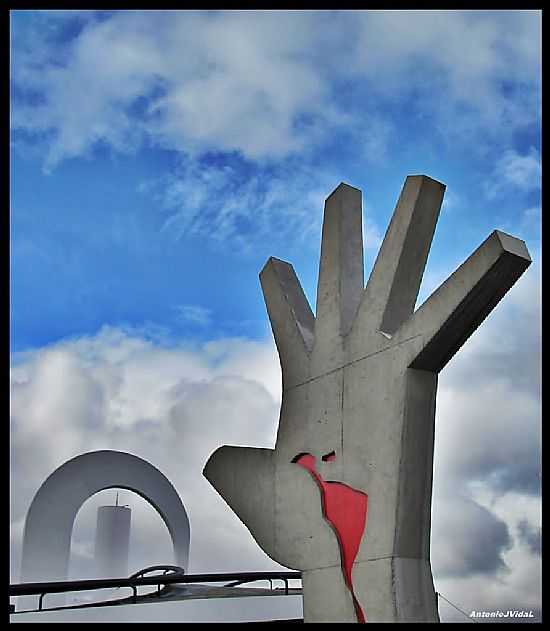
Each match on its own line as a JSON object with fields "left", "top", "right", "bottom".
{"left": 204, "top": 176, "right": 531, "bottom": 622}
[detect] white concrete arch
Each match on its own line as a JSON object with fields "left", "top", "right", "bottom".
{"left": 20, "top": 450, "right": 190, "bottom": 583}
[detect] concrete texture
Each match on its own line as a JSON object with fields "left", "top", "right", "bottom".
{"left": 21, "top": 450, "right": 190, "bottom": 583}
{"left": 204, "top": 176, "right": 531, "bottom": 622}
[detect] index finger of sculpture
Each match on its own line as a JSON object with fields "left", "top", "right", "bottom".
{"left": 402, "top": 230, "right": 531, "bottom": 372}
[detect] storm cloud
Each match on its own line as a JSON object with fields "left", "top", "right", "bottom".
{"left": 517, "top": 519, "right": 541, "bottom": 557}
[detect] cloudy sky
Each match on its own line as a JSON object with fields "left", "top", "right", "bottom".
{"left": 10, "top": 9, "right": 541, "bottom": 623}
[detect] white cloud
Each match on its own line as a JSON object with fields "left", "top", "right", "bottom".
{"left": 362, "top": 215, "right": 383, "bottom": 252}
{"left": 10, "top": 251, "right": 541, "bottom": 617}
{"left": 142, "top": 156, "right": 339, "bottom": 250}
{"left": 515, "top": 206, "right": 542, "bottom": 247}
{"left": 173, "top": 304, "right": 212, "bottom": 327}
{"left": 9, "top": 209, "right": 541, "bottom": 622}
{"left": 441, "top": 189, "right": 459, "bottom": 211}
{"left": 10, "top": 326, "right": 283, "bottom": 588}
{"left": 11, "top": 11, "right": 338, "bottom": 170}
{"left": 352, "top": 10, "right": 541, "bottom": 148}
{"left": 11, "top": 10, "right": 541, "bottom": 170}
{"left": 484, "top": 147, "right": 542, "bottom": 199}
{"left": 361, "top": 115, "right": 395, "bottom": 164}
{"left": 204, "top": 337, "right": 281, "bottom": 402}
{"left": 428, "top": 255, "right": 541, "bottom": 619}
{"left": 522, "top": 206, "right": 541, "bottom": 226}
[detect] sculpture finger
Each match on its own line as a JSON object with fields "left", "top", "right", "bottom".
{"left": 353, "top": 175, "right": 445, "bottom": 339}
{"left": 203, "top": 445, "right": 276, "bottom": 558}
{"left": 260, "top": 257, "right": 314, "bottom": 388}
{"left": 402, "top": 230, "right": 531, "bottom": 372}
{"left": 314, "top": 183, "right": 364, "bottom": 350}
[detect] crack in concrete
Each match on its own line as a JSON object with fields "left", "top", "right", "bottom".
{"left": 287, "top": 334, "right": 422, "bottom": 391}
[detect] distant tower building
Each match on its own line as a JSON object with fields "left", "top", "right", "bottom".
{"left": 94, "top": 494, "right": 131, "bottom": 578}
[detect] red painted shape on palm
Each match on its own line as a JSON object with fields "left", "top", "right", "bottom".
{"left": 293, "top": 453, "right": 368, "bottom": 623}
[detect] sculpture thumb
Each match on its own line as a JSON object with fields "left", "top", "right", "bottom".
{"left": 204, "top": 445, "right": 276, "bottom": 557}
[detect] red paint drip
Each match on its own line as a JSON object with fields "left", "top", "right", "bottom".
{"left": 294, "top": 453, "right": 368, "bottom": 623}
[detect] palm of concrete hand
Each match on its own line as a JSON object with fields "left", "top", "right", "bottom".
{"left": 204, "top": 177, "right": 531, "bottom": 572}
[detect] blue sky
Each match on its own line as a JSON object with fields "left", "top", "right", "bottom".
{"left": 10, "top": 10, "right": 541, "bottom": 622}
{"left": 10, "top": 9, "right": 541, "bottom": 354}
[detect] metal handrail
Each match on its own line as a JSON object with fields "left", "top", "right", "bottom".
{"left": 127, "top": 565, "right": 186, "bottom": 580}
{"left": 224, "top": 577, "right": 292, "bottom": 595}
{"left": 10, "top": 571, "right": 302, "bottom": 613}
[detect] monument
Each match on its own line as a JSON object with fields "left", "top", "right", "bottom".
{"left": 204, "top": 175, "right": 531, "bottom": 622}
{"left": 21, "top": 450, "right": 190, "bottom": 583}
{"left": 94, "top": 498, "right": 132, "bottom": 579}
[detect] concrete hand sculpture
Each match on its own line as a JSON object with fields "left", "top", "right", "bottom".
{"left": 204, "top": 176, "right": 531, "bottom": 622}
